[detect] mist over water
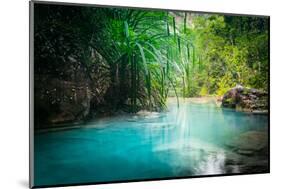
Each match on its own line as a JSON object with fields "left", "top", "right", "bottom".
{"left": 34, "top": 98, "right": 268, "bottom": 186}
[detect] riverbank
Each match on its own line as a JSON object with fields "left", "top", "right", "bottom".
{"left": 34, "top": 97, "right": 214, "bottom": 131}
{"left": 168, "top": 96, "right": 221, "bottom": 105}
{"left": 35, "top": 95, "right": 270, "bottom": 132}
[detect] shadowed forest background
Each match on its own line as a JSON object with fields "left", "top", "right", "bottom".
{"left": 34, "top": 4, "right": 269, "bottom": 128}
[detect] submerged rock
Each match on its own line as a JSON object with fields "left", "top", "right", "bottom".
{"left": 221, "top": 85, "right": 268, "bottom": 112}
{"left": 225, "top": 131, "right": 268, "bottom": 156}
{"left": 223, "top": 133, "right": 269, "bottom": 173}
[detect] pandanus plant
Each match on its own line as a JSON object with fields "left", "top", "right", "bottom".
{"left": 96, "top": 9, "right": 181, "bottom": 112}
{"left": 85, "top": 8, "right": 197, "bottom": 112}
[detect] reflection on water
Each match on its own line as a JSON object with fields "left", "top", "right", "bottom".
{"left": 34, "top": 98, "right": 268, "bottom": 186}
{"left": 197, "top": 151, "right": 226, "bottom": 174}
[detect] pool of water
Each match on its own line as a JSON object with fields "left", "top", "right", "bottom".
{"left": 34, "top": 98, "right": 268, "bottom": 186}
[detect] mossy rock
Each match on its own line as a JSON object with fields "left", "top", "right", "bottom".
{"left": 221, "top": 85, "right": 268, "bottom": 112}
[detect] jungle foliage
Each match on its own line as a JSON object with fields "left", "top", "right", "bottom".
{"left": 34, "top": 4, "right": 269, "bottom": 113}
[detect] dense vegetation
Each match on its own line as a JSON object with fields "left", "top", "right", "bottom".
{"left": 34, "top": 4, "right": 269, "bottom": 122}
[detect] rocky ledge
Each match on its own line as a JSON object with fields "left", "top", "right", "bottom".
{"left": 221, "top": 85, "right": 268, "bottom": 113}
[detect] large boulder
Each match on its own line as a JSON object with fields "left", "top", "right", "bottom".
{"left": 221, "top": 85, "right": 268, "bottom": 113}
{"left": 34, "top": 50, "right": 110, "bottom": 129}
{"left": 34, "top": 78, "right": 92, "bottom": 128}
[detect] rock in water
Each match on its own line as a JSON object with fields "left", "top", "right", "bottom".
{"left": 225, "top": 131, "right": 268, "bottom": 156}
{"left": 221, "top": 85, "right": 268, "bottom": 112}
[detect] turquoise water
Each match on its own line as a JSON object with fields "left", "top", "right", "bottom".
{"left": 34, "top": 99, "right": 268, "bottom": 186}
